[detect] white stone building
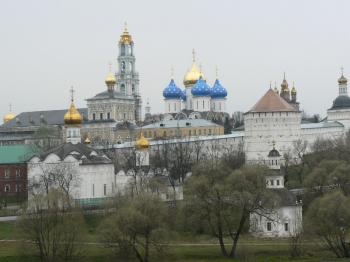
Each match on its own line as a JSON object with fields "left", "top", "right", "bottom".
{"left": 27, "top": 94, "right": 115, "bottom": 206}
{"left": 250, "top": 147, "right": 302, "bottom": 238}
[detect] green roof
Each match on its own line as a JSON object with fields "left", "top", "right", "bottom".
{"left": 0, "top": 144, "right": 39, "bottom": 164}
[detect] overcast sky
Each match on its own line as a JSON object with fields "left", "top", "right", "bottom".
{"left": 1, "top": 0, "right": 350, "bottom": 120}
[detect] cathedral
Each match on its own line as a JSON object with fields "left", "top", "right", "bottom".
{"left": 1, "top": 25, "right": 142, "bottom": 145}
{"left": 161, "top": 50, "right": 229, "bottom": 121}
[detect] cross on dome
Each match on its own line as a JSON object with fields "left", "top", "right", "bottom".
{"left": 70, "top": 86, "right": 75, "bottom": 102}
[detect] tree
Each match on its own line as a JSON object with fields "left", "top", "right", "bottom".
{"left": 223, "top": 117, "right": 232, "bottom": 134}
{"left": 18, "top": 189, "right": 86, "bottom": 262}
{"left": 99, "top": 193, "right": 168, "bottom": 262}
{"left": 28, "top": 161, "right": 81, "bottom": 205}
{"left": 305, "top": 191, "right": 350, "bottom": 258}
{"left": 186, "top": 163, "right": 275, "bottom": 258}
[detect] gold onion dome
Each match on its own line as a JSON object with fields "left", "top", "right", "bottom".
{"left": 281, "top": 73, "right": 289, "bottom": 91}
{"left": 105, "top": 72, "right": 116, "bottom": 85}
{"left": 338, "top": 74, "right": 347, "bottom": 84}
{"left": 291, "top": 86, "right": 297, "bottom": 94}
{"left": 135, "top": 132, "right": 149, "bottom": 149}
{"left": 120, "top": 23, "right": 133, "bottom": 44}
{"left": 84, "top": 137, "right": 91, "bottom": 144}
{"left": 3, "top": 112, "right": 15, "bottom": 123}
{"left": 64, "top": 88, "right": 82, "bottom": 126}
{"left": 183, "top": 63, "right": 206, "bottom": 87}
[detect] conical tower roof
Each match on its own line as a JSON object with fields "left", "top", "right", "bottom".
{"left": 248, "top": 89, "right": 297, "bottom": 113}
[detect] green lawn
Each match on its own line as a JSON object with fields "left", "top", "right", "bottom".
{"left": 0, "top": 216, "right": 347, "bottom": 261}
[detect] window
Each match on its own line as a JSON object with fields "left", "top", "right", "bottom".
{"left": 103, "top": 184, "right": 107, "bottom": 196}
{"left": 267, "top": 222, "right": 272, "bottom": 231}
{"left": 107, "top": 112, "right": 111, "bottom": 119}
{"left": 4, "top": 184, "right": 10, "bottom": 192}
{"left": 100, "top": 113, "right": 103, "bottom": 120}
{"left": 92, "top": 113, "right": 96, "bottom": 120}
{"left": 4, "top": 169, "right": 10, "bottom": 179}
{"left": 270, "top": 180, "right": 274, "bottom": 186}
{"left": 202, "top": 100, "right": 204, "bottom": 109}
{"left": 276, "top": 180, "right": 280, "bottom": 186}
{"left": 284, "top": 223, "right": 289, "bottom": 231}
{"left": 199, "top": 129, "right": 202, "bottom": 135}
{"left": 92, "top": 184, "right": 95, "bottom": 197}
{"left": 189, "top": 130, "right": 192, "bottom": 136}
{"left": 16, "top": 169, "right": 21, "bottom": 178}
{"left": 121, "top": 84, "right": 126, "bottom": 94}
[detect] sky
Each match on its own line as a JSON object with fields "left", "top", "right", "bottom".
{"left": 1, "top": 0, "right": 350, "bottom": 119}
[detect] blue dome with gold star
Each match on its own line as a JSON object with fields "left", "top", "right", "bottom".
{"left": 211, "top": 79, "right": 227, "bottom": 98}
{"left": 191, "top": 76, "right": 211, "bottom": 96}
{"left": 163, "top": 79, "right": 182, "bottom": 99}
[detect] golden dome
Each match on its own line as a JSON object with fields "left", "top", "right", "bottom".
{"left": 105, "top": 72, "right": 116, "bottom": 85}
{"left": 291, "top": 86, "right": 297, "bottom": 94}
{"left": 281, "top": 73, "right": 289, "bottom": 92}
{"left": 64, "top": 102, "right": 82, "bottom": 126}
{"left": 119, "top": 24, "right": 133, "bottom": 44}
{"left": 84, "top": 137, "right": 91, "bottom": 144}
{"left": 3, "top": 112, "right": 15, "bottom": 123}
{"left": 183, "top": 63, "right": 206, "bottom": 87}
{"left": 338, "top": 74, "right": 347, "bottom": 84}
{"left": 135, "top": 132, "right": 149, "bottom": 149}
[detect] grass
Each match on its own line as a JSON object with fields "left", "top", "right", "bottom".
{"left": 0, "top": 216, "right": 347, "bottom": 261}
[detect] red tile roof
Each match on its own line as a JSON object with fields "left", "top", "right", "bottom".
{"left": 248, "top": 89, "right": 297, "bottom": 113}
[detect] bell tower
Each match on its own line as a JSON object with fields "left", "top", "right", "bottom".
{"left": 116, "top": 23, "right": 142, "bottom": 122}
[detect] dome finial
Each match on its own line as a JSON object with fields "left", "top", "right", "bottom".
{"left": 192, "top": 48, "right": 196, "bottom": 63}
{"left": 70, "top": 86, "right": 75, "bottom": 103}
{"left": 171, "top": 66, "right": 174, "bottom": 79}
{"left": 341, "top": 66, "right": 344, "bottom": 76}
{"left": 64, "top": 87, "right": 82, "bottom": 125}
{"left": 124, "top": 21, "right": 128, "bottom": 32}
{"left": 283, "top": 72, "right": 286, "bottom": 80}
{"left": 269, "top": 81, "right": 272, "bottom": 89}
{"left": 215, "top": 66, "right": 219, "bottom": 78}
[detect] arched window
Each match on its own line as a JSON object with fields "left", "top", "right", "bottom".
{"left": 121, "top": 61, "right": 126, "bottom": 72}
{"left": 120, "top": 84, "right": 126, "bottom": 94}
{"left": 92, "top": 113, "right": 96, "bottom": 120}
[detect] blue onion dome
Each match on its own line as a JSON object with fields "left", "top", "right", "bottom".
{"left": 210, "top": 79, "right": 228, "bottom": 98}
{"left": 191, "top": 76, "right": 211, "bottom": 96}
{"left": 163, "top": 79, "right": 182, "bottom": 99}
{"left": 181, "top": 89, "right": 187, "bottom": 101}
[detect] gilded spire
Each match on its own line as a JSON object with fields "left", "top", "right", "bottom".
{"left": 3, "top": 103, "right": 15, "bottom": 123}
{"left": 183, "top": 50, "right": 206, "bottom": 87}
{"left": 291, "top": 81, "right": 297, "bottom": 94}
{"left": 135, "top": 131, "right": 149, "bottom": 149}
{"left": 120, "top": 22, "right": 133, "bottom": 44}
{"left": 64, "top": 87, "right": 82, "bottom": 126}
{"left": 105, "top": 62, "right": 116, "bottom": 86}
{"left": 338, "top": 66, "right": 348, "bottom": 84}
{"left": 281, "top": 72, "right": 289, "bottom": 91}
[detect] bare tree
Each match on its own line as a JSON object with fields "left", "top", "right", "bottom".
{"left": 18, "top": 189, "right": 85, "bottom": 262}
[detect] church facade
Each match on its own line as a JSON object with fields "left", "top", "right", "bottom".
{"left": 161, "top": 50, "right": 229, "bottom": 122}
